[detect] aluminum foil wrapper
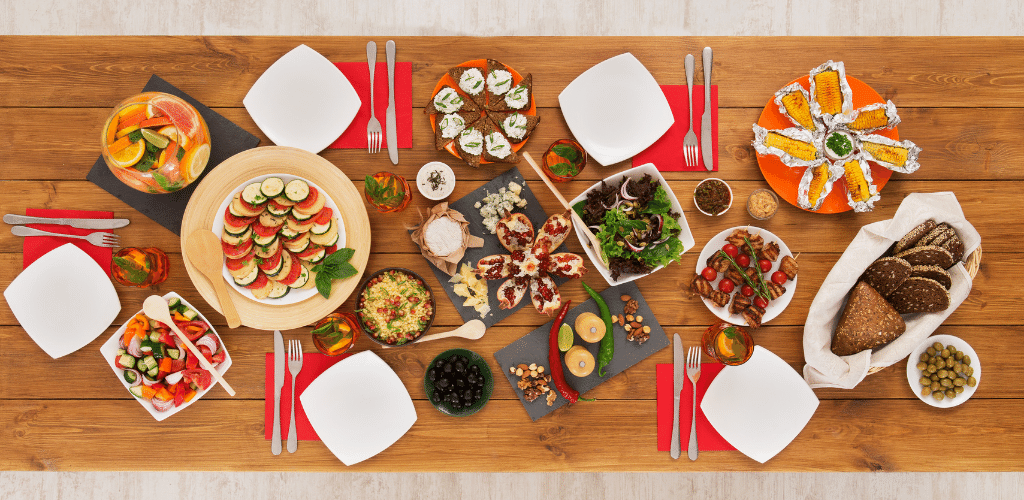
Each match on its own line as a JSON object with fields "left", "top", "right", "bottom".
{"left": 840, "top": 153, "right": 881, "bottom": 213}
{"left": 858, "top": 133, "right": 922, "bottom": 174}
{"left": 834, "top": 100, "right": 901, "bottom": 134}
{"left": 752, "top": 125, "right": 824, "bottom": 168}
{"left": 808, "top": 60, "right": 854, "bottom": 126}
{"left": 797, "top": 159, "right": 842, "bottom": 211}
{"left": 774, "top": 82, "right": 823, "bottom": 133}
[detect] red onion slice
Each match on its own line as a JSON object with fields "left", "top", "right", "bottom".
{"left": 127, "top": 335, "right": 144, "bottom": 358}
{"left": 141, "top": 374, "right": 161, "bottom": 386}
{"left": 151, "top": 397, "right": 174, "bottom": 412}
{"left": 196, "top": 334, "right": 219, "bottom": 353}
{"left": 620, "top": 178, "right": 637, "bottom": 200}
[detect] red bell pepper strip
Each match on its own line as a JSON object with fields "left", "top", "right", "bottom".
{"left": 548, "top": 300, "right": 594, "bottom": 404}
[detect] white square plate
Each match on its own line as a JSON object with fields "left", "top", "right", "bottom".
{"left": 558, "top": 53, "right": 674, "bottom": 166}
{"left": 99, "top": 292, "right": 232, "bottom": 421}
{"left": 243, "top": 44, "right": 362, "bottom": 154}
{"left": 568, "top": 163, "right": 695, "bottom": 286}
{"left": 701, "top": 347, "right": 819, "bottom": 463}
{"left": 301, "top": 351, "right": 417, "bottom": 465}
{"left": 4, "top": 243, "right": 120, "bottom": 358}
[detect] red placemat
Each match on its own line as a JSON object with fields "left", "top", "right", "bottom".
{"left": 264, "top": 352, "right": 352, "bottom": 441}
{"left": 22, "top": 208, "right": 114, "bottom": 277}
{"left": 656, "top": 363, "right": 735, "bottom": 451}
{"left": 634, "top": 85, "right": 718, "bottom": 172}
{"left": 328, "top": 62, "right": 413, "bottom": 149}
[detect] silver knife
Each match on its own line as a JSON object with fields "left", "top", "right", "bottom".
{"left": 272, "top": 330, "right": 285, "bottom": 455}
{"left": 671, "top": 333, "right": 684, "bottom": 459}
{"left": 4, "top": 214, "right": 129, "bottom": 229}
{"left": 385, "top": 40, "right": 398, "bottom": 165}
{"left": 700, "top": 46, "right": 714, "bottom": 171}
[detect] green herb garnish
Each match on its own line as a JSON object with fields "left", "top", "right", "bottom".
{"left": 826, "top": 132, "right": 853, "bottom": 157}
{"left": 113, "top": 256, "right": 148, "bottom": 284}
{"left": 364, "top": 174, "right": 407, "bottom": 206}
{"left": 551, "top": 144, "right": 580, "bottom": 162}
{"left": 311, "top": 247, "right": 358, "bottom": 299}
{"left": 127, "top": 130, "right": 143, "bottom": 143}
{"left": 548, "top": 162, "right": 578, "bottom": 177}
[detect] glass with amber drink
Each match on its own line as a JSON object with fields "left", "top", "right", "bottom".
{"left": 111, "top": 247, "right": 170, "bottom": 288}
{"left": 311, "top": 312, "right": 361, "bottom": 356}
{"left": 364, "top": 171, "right": 412, "bottom": 213}
{"left": 701, "top": 321, "right": 754, "bottom": 366}
{"left": 541, "top": 139, "right": 587, "bottom": 182}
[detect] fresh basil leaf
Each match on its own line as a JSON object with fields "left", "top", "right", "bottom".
{"left": 315, "top": 273, "right": 332, "bottom": 299}
{"left": 113, "top": 256, "right": 148, "bottom": 284}
{"left": 333, "top": 247, "right": 355, "bottom": 263}
{"left": 337, "top": 262, "right": 358, "bottom": 279}
{"left": 551, "top": 144, "right": 579, "bottom": 162}
{"left": 548, "top": 162, "right": 575, "bottom": 177}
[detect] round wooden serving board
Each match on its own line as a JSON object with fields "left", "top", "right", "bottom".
{"left": 180, "top": 146, "right": 371, "bottom": 330}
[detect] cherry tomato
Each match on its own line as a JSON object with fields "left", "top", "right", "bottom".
{"left": 754, "top": 296, "right": 769, "bottom": 309}
{"left": 759, "top": 259, "right": 772, "bottom": 273}
{"left": 740, "top": 285, "right": 755, "bottom": 297}
{"left": 771, "top": 270, "right": 789, "bottom": 285}
{"left": 736, "top": 254, "right": 751, "bottom": 268}
{"left": 722, "top": 244, "right": 739, "bottom": 258}
{"left": 701, "top": 267, "right": 718, "bottom": 281}
{"left": 718, "top": 279, "right": 735, "bottom": 293}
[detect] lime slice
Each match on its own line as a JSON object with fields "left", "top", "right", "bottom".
{"left": 140, "top": 128, "right": 170, "bottom": 149}
{"left": 558, "top": 323, "right": 574, "bottom": 352}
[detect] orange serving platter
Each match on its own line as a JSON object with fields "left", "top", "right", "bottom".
{"left": 756, "top": 75, "right": 899, "bottom": 214}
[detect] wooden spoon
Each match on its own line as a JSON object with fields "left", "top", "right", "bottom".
{"left": 521, "top": 152, "right": 609, "bottom": 268}
{"left": 185, "top": 229, "right": 241, "bottom": 328}
{"left": 417, "top": 319, "right": 486, "bottom": 343}
{"left": 142, "top": 295, "right": 236, "bottom": 396}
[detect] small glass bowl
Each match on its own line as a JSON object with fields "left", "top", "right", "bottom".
{"left": 416, "top": 161, "right": 456, "bottom": 200}
{"left": 747, "top": 189, "right": 780, "bottom": 221}
{"left": 693, "top": 178, "right": 733, "bottom": 216}
{"left": 541, "top": 139, "right": 587, "bottom": 182}
{"left": 310, "top": 312, "right": 361, "bottom": 356}
{"left": 364, "top": 171, "right": 412, "bottom": 213}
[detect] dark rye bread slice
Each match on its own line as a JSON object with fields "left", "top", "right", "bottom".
{"left": 452, "top": 126, "right": 483, "bottom": 168}
{"left": 447, "top": 65, "right": 488, "bottom": 109}
{"left": 488, "top": 73, "right": 534, "bottom": 112}
{"left": 424, "top": 85, "right": 479, "bottom": 115}
{"left": 831, "top": 281, "right": 907, "bottom": 356}
{"left": 893, "top": 219, "right": 936, "bottom": 254}
{"left": 933, "top": 223, "right": 966, "bottom": 263}
{"left": 910, "top": 265, "right": 952, "bottom": 290}
{"left": 480, "top": 120, "right": 519, "bottom": 164}
{"left": 860, "top": 257, "right": 911, "bottom": 297}
{"left": 487, "top": 111, "right": 541, "bottom": 145}
{"left": 917, "top": 222, "right": 952, "bottom": 247}
{"left": 895, "top": 245, "right": 954, "bottom": 269}
{"left": 433, "top": 111, "right": 481, "bottom": 150}
{"left": 888, "top": 276, "right": 951, "bottom": 314}
{"left": 485, "top": 59, "right": 513, "bottom": 99}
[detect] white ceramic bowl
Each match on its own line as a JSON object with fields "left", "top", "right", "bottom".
{"left": 693, "top": 178, "right": 734, "bottom": 216}
{"left": 906, "top": 334, "right": 981, "bottom": 408}
{"left": 243, "top": 44, "right": 361, "bottom": 154}
{"left": 558, "top": 53, "right": 674, "bottom": 166}
{"left": 99, "top": 292, "right": 231, "bottom": 421}
{"left": 568, "top": 163, "right": 695, "bottom": 286}
{"left": 416, "top": 161, "right": 456, "bottom": 200}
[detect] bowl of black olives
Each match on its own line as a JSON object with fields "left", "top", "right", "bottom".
{"left": 424, "top": 348, "right": 493, "bottom": 416}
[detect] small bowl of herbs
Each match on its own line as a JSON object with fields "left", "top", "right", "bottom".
{"left": 416, "top": 161, "right": 456, "bottom": 200}
{"left": 541, "top": 139, "right": 587, "bottom": 182}
{"left": 693, "top": 178, "right": 733, "bottom": 216}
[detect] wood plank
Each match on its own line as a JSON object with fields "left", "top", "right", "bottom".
{"left": 3, "top": 398, "right": 1023, "bottom": 472}
{"left": 3, "top": 107, "right": 1023, "bottom": 182}
{"left": 0, "top": 323, "right": 1012, "bottom": 402}
{"left": 2, "top": 37, "right": 1024, "bottom": 108}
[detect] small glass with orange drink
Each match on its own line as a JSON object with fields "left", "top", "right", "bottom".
{"left": 701, "top": 321, "right": 754, "bottom": 366}
{"left": 311, "top": 312, "right": 361, "bottom": 356}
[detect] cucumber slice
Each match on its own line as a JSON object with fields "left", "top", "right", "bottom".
{"left": 267, "top": 281, "right": 290, "bottom": 299}
{"left": 167, "top": 297, "right": 181, "bottom": 309}
{"left": 260, "top": 177, "right": 285, "bottom": 198}
{"left": 129, "top": 385, "right": 144, "bottom": 398}
{"left": 182, "top": 309, "right": 198, "bottom": 320}
{"left": 242, "top": 182, "right": 269, "bottom": 205}
{"left": 310, "top": 219, "right": 332, "bottom": 235}
{"left": 123, "top": 370, "right": 139, "bottom": 385}
{"left": 233, "top": 265, "right": 260, "bottom": 287}
{"left": 284, "top": 179, "right": 310, "bottom": 202}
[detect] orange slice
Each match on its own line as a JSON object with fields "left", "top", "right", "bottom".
{"left": 181, "top": 143, "right": 210, "bottom": 182}
{"left": 109, "top": 140, "right": 145, "bottom": 168}
{"left": 157, "top": 125, "right": 188, "bottom": 150}
{"left": 105, "top": 117, "right": 119, "bottom": 145}
{"left": 717, "top": 331, "right": 736, "bottom": 358}
{"left": 115, "top": 125, "right": 140, "bottom": 139}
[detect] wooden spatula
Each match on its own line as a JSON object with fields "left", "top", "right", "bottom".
{"left": 185, "top": 229, "right": 242, "bottom": 328}
{"left": 143, "top": 295, "right": 236, "bottom": 396}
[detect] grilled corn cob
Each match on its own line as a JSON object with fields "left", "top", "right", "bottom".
{"left": 861, "top": 141, "right": 909, "bottom": 167}
{"left": 808, "top": 163, "right": 831, "bottom": 207}
{"left": 814, "top": 70, "right": 844, "bottom": 115}
{"left": 765, "top": 132, "right": 818, "bottom": 161}
{"left": 781, "top": 90, "right": 817, "bottom": 131}
{"left": 847, "top": 108, "right": 888, "bottom": 131}
{"left": 843, "top": 159, "right": 871, "bottom": 202}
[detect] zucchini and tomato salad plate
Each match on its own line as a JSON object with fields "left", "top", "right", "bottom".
{"left": 215, "top": 173, "right": 346, "bottom": 304}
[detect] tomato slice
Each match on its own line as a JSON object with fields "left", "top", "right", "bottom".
{"left": 252, "top": 223, "right": 281, "bottom": 238}
{"left": 223, "top": 206, "right": 257, "bottom": 226}
{"left": 268, "top": 199, "right": 292, "bottom": 213}
{"left": 295, "top": 244, "right": 323, "bottom": 260}
{"left": 295, "top": 186, "right": 320, "bottom": 210}
{"left": 276, "top": 253, "right": 303, "bottom": 285}
{"left": 222, "top": 239, "right": 254, "bottom": 259}
{"left": 239, "top": 197, "right": 264, "bottom": 213}
{"left": 225, "top": 255, "right": 255, "bottom": 271}
{"left": 313, "top": 207, "right": 333, "bottom": 225}
{"left": 243, "top": 270, "right": 269, "bottom": 290}
{"left": 258, "top": 246, "right": 284, "bottom": 271}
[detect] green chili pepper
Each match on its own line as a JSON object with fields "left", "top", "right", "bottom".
{"left": 582, "top": 282, "right": 614, "bottom": 377}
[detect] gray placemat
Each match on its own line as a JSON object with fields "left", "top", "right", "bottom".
{"left": 415, "top": 166, "right": 568, "bottom": 328}
{"left": 493, "top": 281, "right": 669, "bottom": 421}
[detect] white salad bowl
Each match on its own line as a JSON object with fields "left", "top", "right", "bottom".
{"left": 569, "top": 163, "right": 694, "bottom": 286}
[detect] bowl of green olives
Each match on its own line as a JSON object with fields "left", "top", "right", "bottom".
{"left": 424, "top": 348, "right": 493, "bottom": 416}
{"left": 906, "top": 334, "right": 981, "bottom": 408}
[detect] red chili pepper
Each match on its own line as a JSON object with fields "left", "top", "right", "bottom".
{"left": 548, "top": 300, "right": 594, "bottom": 404}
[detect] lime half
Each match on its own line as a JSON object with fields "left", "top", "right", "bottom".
{"left": 140, "top": 128, "right": 170, "bottom": 149}
{"left": 558, "top": 323, "right": 574, "bottom": 352}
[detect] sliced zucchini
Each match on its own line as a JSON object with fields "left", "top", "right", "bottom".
{"left": 221, "top": 226, "right": 252, "bottom": 246}
{"left": 260, "top": 177, "right": 285, "bottom": 198}
{"left": 223, "top": 220, "right": 250, "bottom": 236}
{"left": 289, "top": 263, "right": 311, "bottom": 289}
{"left": 242, "top": 182, "right": 269, "bottom": 205}
{"left": 299, "top": 247, "right": 326, "bottom": 264}
{"left": 267, "top": 202, "right": 291, "bottom": 217}
{"left": 255, "top": 239, "right": 281, "bottom": 259}
{"left": 228, "top": 199, "right": 248, "bottom": 218}
{"left": 279, "top": 225, "right": 299, "bottom": 240}
{"left": 291, "top": 209, "right": 315, "bottom": 221}
{"left": 284, "top": 179, "right": 310, "bottom": 203}
{"left": 310, "top": 218, "right": 332, "bottom": 235}
{"left": 263, "top": 254, "right": 286, "bottom": 278}
{"left": 268, "top": 251, "right": 293, "bottom": 279}
{"left": 267, "top": 281, "right": 290, "bottom": 299}
{"left": 252, "top": 231, "right": 278, "bottom": 247}
{"left": 259, "top": 212, "right": 287, "bottom": 228}
{"left": 309, "top": 222, "right": 339, "bottom": 246}
{"left": 300, "top": 266, "right": 318, "bottom": 289}
{"left": 283, "top": 232, "right": 310, "bottom": 253}
{"left": 233, "top": 265, "right": 260, "bottom": 287}
{"left": 231, "top": 193, "right": 264, "bottom": 217}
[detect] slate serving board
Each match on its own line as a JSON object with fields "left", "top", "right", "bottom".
{"left": 416, "top": 166, "right": 567, "bottom": 329}
{"left": 492, "top": 281, "right": 670, "bottom": 421}
{"left": 87, "top": 75, "right": 261, "bottom": 235}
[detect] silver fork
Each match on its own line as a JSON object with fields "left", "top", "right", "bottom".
{"left": 11, "top": 226, "right": 120, "bottom": 248}
{"left": 287, "top": 339, "right": 304, "bottom": 454}
{"left": 365, "top": 41, "right": 382, "bottom": 154}
{"left": 686, "top": 346, "right": 702, "bottom": 461}
{"left": 683, "top": 54, "right": 699, "bottom": 168}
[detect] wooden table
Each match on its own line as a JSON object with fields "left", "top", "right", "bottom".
{"left": 2, "top": 36, "right": 1022, "bottom": 472}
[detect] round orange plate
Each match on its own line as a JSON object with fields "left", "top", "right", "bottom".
{"left": 429, "top": 59, "right": 537, "bottom": 164}
{"left": 756, "top": 75, "right": 899, "bottom": 214}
